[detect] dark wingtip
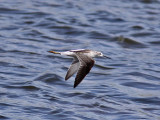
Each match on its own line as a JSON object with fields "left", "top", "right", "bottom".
{"left": 73, "top": 84, "right": 77, "bottom": 88}
{"left": 74, "top": 82, "right": 79, "bottom": 88}
{"left": 65, "top": 74, "right": 70, "bottom": 81}
{"left": 65, "top": 77, "right": 68, "bottom": 81}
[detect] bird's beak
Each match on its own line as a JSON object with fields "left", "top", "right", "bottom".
{"left": 103, "top": 55, "right": 111, "bottom": 59}
{"left": 48, "top": 50, "right": 60, "bottom": 54}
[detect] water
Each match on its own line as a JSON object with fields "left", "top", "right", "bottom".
{"left": 0, "top": 0, "right": 160, "bottom": 120}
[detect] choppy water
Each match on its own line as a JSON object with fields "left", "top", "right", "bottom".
{"left": 0, "top": 0, "right": 160, "bottom": 120}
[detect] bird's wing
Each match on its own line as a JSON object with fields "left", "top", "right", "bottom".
{"left": 74, "top": 53, "right": 95, "bottom": 88}
{"left": 65, "top": 57, "right": 80, "bottom": 80}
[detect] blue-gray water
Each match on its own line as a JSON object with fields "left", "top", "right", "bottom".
{"left": 0, "top": 0, "right": 160, "bottom": 120}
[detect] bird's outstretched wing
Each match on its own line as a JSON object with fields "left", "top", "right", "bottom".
{"left": 65, "top": 57, "right": 80, "bottom": 80}
{"left": 74, "top": 53, "right": 95, "bottom": 88}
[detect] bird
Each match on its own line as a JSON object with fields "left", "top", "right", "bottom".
{"left": 48, "top": 49, "right": 110, "bottom": 88}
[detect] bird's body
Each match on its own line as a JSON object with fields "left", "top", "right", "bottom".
{"left": 48, "top": 49, "right": 109, "bottom": 88}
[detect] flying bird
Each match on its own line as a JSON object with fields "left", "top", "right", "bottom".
{"left": 48, "top": 49, "right": 110, "bottom": 88}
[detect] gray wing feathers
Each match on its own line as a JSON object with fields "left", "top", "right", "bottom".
{"left": 65, "top": 58, "right": 80, "bottom": 80}
{"left": 74, "top": 53, "right": 95, "bottom": 88}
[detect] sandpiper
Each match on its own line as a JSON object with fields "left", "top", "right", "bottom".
{"left": 48, "top": 49, "right": 110, "bottom": 88}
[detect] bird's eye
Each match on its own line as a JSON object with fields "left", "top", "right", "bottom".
{"left": 98, "top": 52, "right": 102, "bottom": 56}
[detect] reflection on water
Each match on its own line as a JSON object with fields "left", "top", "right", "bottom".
{"left": 0, "top": 0, "right": 160, "bottom": 120}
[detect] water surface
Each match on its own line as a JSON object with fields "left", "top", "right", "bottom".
{"left": 0, "top": 0, "right": 160, "bottom": 120}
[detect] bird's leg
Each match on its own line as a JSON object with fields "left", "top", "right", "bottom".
{"left": 48, "top": 51, "right": 60, "bottom": 54}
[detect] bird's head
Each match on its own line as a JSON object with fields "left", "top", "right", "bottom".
{"left": 95, "top": 51, "right": 111, "bottom": 59}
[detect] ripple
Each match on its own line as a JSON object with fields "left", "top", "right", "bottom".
{"left": 88, "top": 31, "right": 110, "bottom": 40}
{"left": 59, "top": 92, "right": 96, "bottom": 99}
{"left": 116, "top": 36, "right": 147, "bottom": 48}
{"left": 149, "top": 40, "right": 160, "bottom": 45}
{"left": 19, "top": 85, "right": 40, "bottom": 91}
{"left": 131, "top": 97, "right": 160, "bottom": 105}
{"left": 124, "top": 72, "right": 160, "bottom": 81}
{"left": 22, "top": 29, "right": 44, "bottom": 38}
{"left": 0, "top": 7, "right": 24, "bottom": 14}
{"left": 131, "top": 31, "right": 154, "bottom": 37}
{"left": 4, "top": 84, "right": 40, "bottom": 91}
{"left": 0, "top": 115, "right": 8, "bottom": 119}
{"left": 95, "top": 64, "right": 114, "bottom": 70}
{"left": 131, "top": 25, "right": 144, "bottom": 30}
{"left": 139, "top": 0, "right": 159, "bottom": 4}
{"left": 49, "top": 25, "right": 85, "bottom": 36}
{"left": 122, "top": 82, "right": 160, "bottom": 90}
{"left": 7, "top": 49, "right": 40, "bottom": 55}
{"left": 34, "top": 73, "right": 63, "bottom": 84}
